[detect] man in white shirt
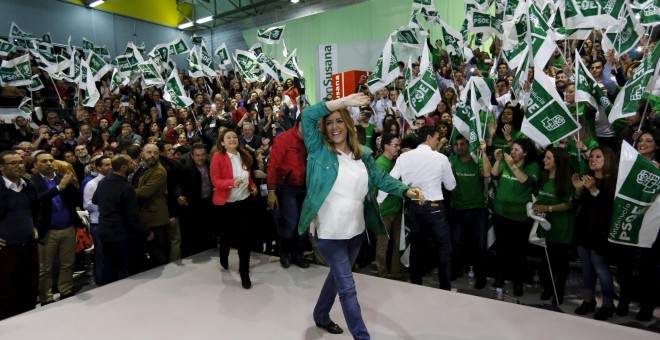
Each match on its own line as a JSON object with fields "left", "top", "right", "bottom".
{"left": 82, "top": 156, "right": 112, "bottom": 283}
{"left": 389, "top": 125, "right": 456, "bottom": 290}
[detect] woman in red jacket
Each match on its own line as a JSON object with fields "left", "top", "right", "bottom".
{"left": 210, "top": 129, "right": 258, "bottom": 289}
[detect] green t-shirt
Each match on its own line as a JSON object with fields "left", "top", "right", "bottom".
{"left": 536, "top": 178, "right": 574, "bottom": 244}
{"left": 491, "top": 129, "right": 525, "bottom": 154}
{"left": 375, "top": 155, "right": 402, "bottom": 216}
{"left": 493, "top": 161, "right": 541, "bottom": 221}
{"left": 362, "top": 123, "right": 376, "bottom": 147}
{"left": 553, "top": 138, "right": 598, "bottom": 175}
{"left": 449, "top": 155, "right": 487, "bottom": 210}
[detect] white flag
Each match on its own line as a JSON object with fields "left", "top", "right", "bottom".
{"left": 0, "top": 54, "right": 32, "bottom": 86}
{"left": 257, "top": 25, "right": 285, "bottom": 45}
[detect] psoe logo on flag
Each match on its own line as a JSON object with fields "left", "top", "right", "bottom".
{"left": 636, "top": 170, "right": 660, "bottom": 193}
{"left": 631, "top": 84, "right": 644, "bottom": 101}
{"left": 541, "top": 115, "right": 566, "bottom": 131}
{"left": 620, "top": 27, "right": 632, "bottom": 44}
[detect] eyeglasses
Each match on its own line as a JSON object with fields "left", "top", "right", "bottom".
{"left": 3, "top": 161, "right": 25, "bottom": 166}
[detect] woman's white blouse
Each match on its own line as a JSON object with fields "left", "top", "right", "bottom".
{"left": 227, "top": 152, "right": 250, "bottom": 203}
{"left": 312, "top": 150, "right": 368, "bottom": 239}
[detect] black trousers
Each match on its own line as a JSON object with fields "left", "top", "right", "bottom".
{"left": 216, "top": 197, "right": 256, "bottom": 274}
{"left": 0, "top": 242, "right": 38, "bottom": 320}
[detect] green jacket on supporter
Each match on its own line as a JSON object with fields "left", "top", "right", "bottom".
{"left": 298, "top": 102, "right": 410, "bottom": 236}
{"left": 375, "top": 155, "right": 402, "bottom": 217}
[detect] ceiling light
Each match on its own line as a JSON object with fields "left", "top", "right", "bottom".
{"left": 178, "top": 22, "right": 194, "bottom": 29}
{"left": 89, "top": 0, "right": 105, "bottom": 7}
{"left": 291, "top": 0, "right": 299, "bottom": 3}
{"left": 196, "top": 16, "right": 214, "bottom": 24}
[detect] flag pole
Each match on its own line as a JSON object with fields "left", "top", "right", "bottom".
{"left": 631, "top": 27, "right": 654, "bottom": 149}
{"left": 49, "top": 76, "right": 63, "bottom": 105}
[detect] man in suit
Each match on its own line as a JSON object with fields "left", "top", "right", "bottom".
{"left": 132, "top": 143, "right": 169, "bottom": 269}
{"left": 31, "top": 151, "right": 84, "bottom": 305}
{"left": 0, "top": 151, "right": 41, "bottom": 320}
{"left": 157, "top": 140, "right": 183, "bottom": 262}
{"left": 178, "top": 143, "right": 213, "bottom": 257}
{"left": 93, "top": 155, "right": 154, "bottom": 285}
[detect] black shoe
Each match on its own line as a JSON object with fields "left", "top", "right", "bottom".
{"left": 636, "top": 305, "right": 654, "bottom": 322}
{"left": 575, "top": 300, "right": 596, "bottom": 315}
{"left": 280, "top": 255, "right": 291, "bottom": 268}
{"left": 220, "top": 255, "right": 228, "bottom": 270}
{"left": 615, "top": 300, "right": 629, "bottom": 316}
{"left": 292, "top": 258, "right": 310, "bottom": 269}
{"left": 315, "top": 321, "right": 344, "bottom": 334}
{"left": 59, "top": 292, "right": 75, "bottom": 300}
{"left": 474, "top": 277, "right": 487, "bottom": 290}
{"left": 540, "top": 289, "right": 553, "bottom": 300}
{"left": 513, "top": 282, "right": 523, "bottom": 297}
{"left": 594, "top": 303, "right": 615, "bottom": 321}
{"left": 240, "top": 272, "right": 251, "bottom": 289}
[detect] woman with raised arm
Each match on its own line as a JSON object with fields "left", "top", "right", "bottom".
{"left": 299, "top": 93, "right": 424, "bottom": 339}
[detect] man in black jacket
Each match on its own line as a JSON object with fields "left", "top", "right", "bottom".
{"left": 31, "top": 151, "right": 84, "bottom": 305}
{"left": 0, "top": 151, "right": 41, "bottom": 320}
{"left": 178, "top": 144, "right": 213, "bottom": 257}
{"left": 157, "top": 140, "right": 183, "bottom": 261}
{"left": 93, "top": 155, "right": 154, "bottom": 285}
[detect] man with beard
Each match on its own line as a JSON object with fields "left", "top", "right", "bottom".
{"left": 93, "top": 155, "right": 153, "bottom": 285}
{"left": 132, "top": 143, "right": 169, "bottom": 269}
{"left": 554, "top": 70, "right": 569, "bottom": 100}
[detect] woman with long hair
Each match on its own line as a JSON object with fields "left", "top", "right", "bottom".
{"left": 532, "top": 147, "right": 574, "bottom": 305}
{"left": 300, "top": 93, "right": 423, "bottom": 338}
{"left": 148, "top": 122, "right": 162, "bottom": 141}
{"left": 490, "top": 138, "right": 540, "bottom": 297}
{"left": 487, "top": 104, "right": 524, "bottom": 154}
{"left": 571, "top": 145, "right": 618, "bottom": 320}
{"left": 210, "top": 129, "right": 258, "bottom": 289}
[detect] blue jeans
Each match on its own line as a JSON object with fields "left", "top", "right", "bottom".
{"left": 314, "top": 233, "right": 369, "bottom": 340}
{"left": 577, "top": 245, "right": 615, "bottom": 304}
{"left": 274, "top": 184, "right": 306, "bottom": 260}
{"left": 451, "top": 208, "right": 487, "bottom": 279}
{"left": 408, "top": 202, "right": 452, "bottom": 290}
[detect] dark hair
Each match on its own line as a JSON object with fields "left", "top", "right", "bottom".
{"left": 541, "top": 147, "right": 572, "bottom": 199}
{"left": 191, "top": 143, "right": 206, "bottom": 152}
{"left": 156, "top": 140, "right": 173, "bottom": 152}
{"left": 94, "top": 155, "right": 111, "bottom": 168}
{"left": 637, "top": 128, "right": 660, "bottom": 162}
{"left": 417, "top": 125, "right": 437, "bottom": 143}
{"left": 380, "top": 133, "right": 399, "bottom": 151}
{"left": 383, "top": 119, "right": 400, "bottom": 136}
{"left": 496, "top": 104, "right": 523, "bottom": 139}
{"left": 125, "top": 144, "right": 142, "bottom": 160}
{"left": 496, "top": 78, "right": 509, "bottom": 87}
{"left": 0, "top": 150, "right": 18, "bottom": 164}
{"left": 512, "top": 138, "right": 537, "bottom": 166}
{"left": 214, "top": 129, "right": 253, "bottom": 168}
{"left": 588, "top": 145, "right": 617, "bottom": 181}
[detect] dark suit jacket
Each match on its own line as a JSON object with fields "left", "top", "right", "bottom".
{"left": 31, "top": 173, "right": 84, "bottom": 239}
{"left": 159, "top": 157, "right": 183, "bottom": 218}
{"left": 181, "top": 157, "right": 211, "bottom": 206}
{"left": 93, "top": 173, "right": 150, "bottom": 242}
{"left": 0, "top": 177, "right": 41, "bottom": 244}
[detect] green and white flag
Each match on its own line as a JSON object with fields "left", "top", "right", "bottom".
{"left": 400, "top": 43, "right": 441, "bottom": 118}
{"left": 187, "top": 47, "right": 205, "bottom": 78}
{"left": 87, "top": 50, "right": 112, "bottom": 81}
{"left": 163, "top": 68, "right": 193, "bottom": 108}
{"left": 503, "top": 43, "right": 528, "bottom": 72}
{"left": 256, "top": 52, "right": 281, "bottom": 82}
{"left": 609, "top": 42, "right": 660, "bottom": 123}
{"left": 0, "top": 39, "right": 15, "bottom": 57}
{"left": 0, "top": 53, "right": 32, "bottom": 86}
{"left": 366, "top": 35, "right": 400, "bottom": 93}
{"left": 28, "top": 74, "right": 44, "bottom": 92}
{"left": 602, "top": 4, "right": 646, "bottom": 58}
{"left": 93, "top": 46, "right": 111, "bottom": 59}
{"left": 396, "top": 56, "right": 418, "bottom": 126}
{"left": 9, "top": 22, "right": 32, "bottom": 40}
{"left": 528, "top": 2, "right": 558, "bottom": 69}
{"left": 199, "top": 40, "right": 215, "bottom": 77}
{"left": 168, "top": 36, "right": 189, "bottom": 55}
{"left": 18, "top": 97, "right": 32, "bottom": 114}
{"left": 14, "top": 38, "right": 37, "bottom": 51}
{"left": 521, "top": 68, "right": 580, "bottom": 146}
{"left": 110, "top": 67, "right": 129, "bottom": 94}
{"left": 191, "top": 34, "right": 203, "bottom": 46}
{"left": 148, "top": 43, "right": 170, "bottom": 67}
{"left": 394, "top": 23, "right": 423, "bottom": 49}
{"left": 563, "top": 0, "right": 625, "bottom": 29}
{"left": 631, "top": 1, "right": 660, "bottom": 26}
{"left": 454, "top": 79, "right": 484, "bottom": 161}
{"left": 125, "top": 42, "right": 145, "bottom": 64}
{"left": 280, "top": 48, "right": 303, "bottom": 80}
{"left": 115, "top": 54, "right": 134, "bottom": 77}
{"left": 249, "top": 43, "right": 263, "bottom": 58}
{"left": 440, "top": 20, "right": 473, "bottom": 62}
{"left": 233, "top": 49, "right": 260, "bottom": 83}
{"left": 575, "top": 53, "right": 613, "bottom": 116}
{"left": 412, "top": 0, "right": 434, "bottom": 11}
{"left": 609, "top": 142, "right": 660, "bottom": 248}
{"left": 138, "top": 60, "right": 165, "bottom": 87}
{"left": 257, "top": 25, "right": 285, "bottom": 45}
{"left": 79, "top": 58, "right": 100, "bottom": 108}
{"left": 214, "top": 43, "right": 231, "bottom": 68}
{"left": 82, "top": 37, "right": 95, "bottom": 51}
{"left": 467, "top": 11, "right": 504, "bottom": 38}
{"left": 42, "top": 32, "right": 52, "bottom": 44}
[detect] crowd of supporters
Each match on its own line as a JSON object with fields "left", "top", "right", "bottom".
{"left": 0, "top": 30, "right": 658, "bottom": 323}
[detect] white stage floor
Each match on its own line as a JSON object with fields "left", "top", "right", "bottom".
{"left": 1, "top": 250, "right": 657, "bottom": 339}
